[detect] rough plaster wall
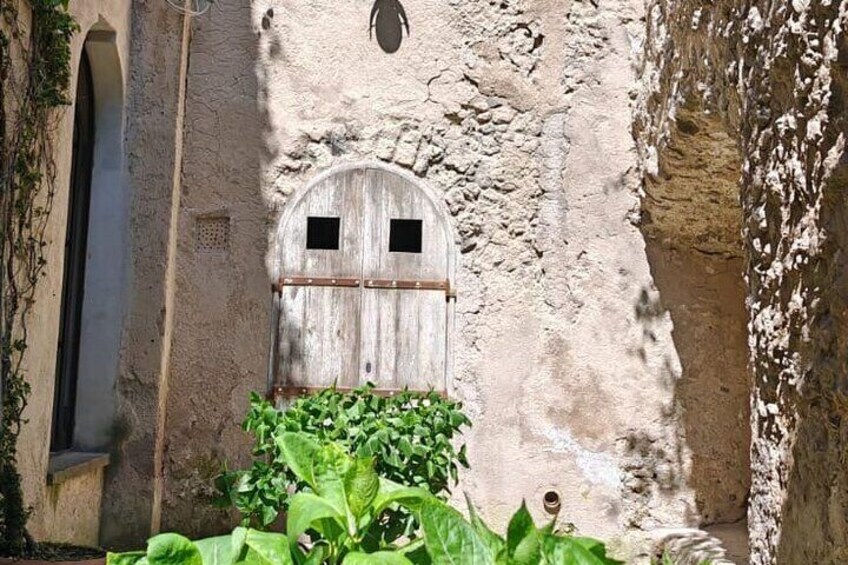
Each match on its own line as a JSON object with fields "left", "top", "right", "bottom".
{"left": 639, "top": 245, "right": 750, "bottom": 527}
{"left": 635, "top": 1, "right": 848, "bottom": 563}
{"left": 13, "top": 0, "right": 131, "bottom": 544}
{"left": 151, "top": 0, "right": 722, "bottom": 543}
{"left": 41, "top": 470, "right": 105, "bottom": 547}
{"left": 158, "top": 0, "right": 271, "bottom": 536}
{"left": 100, "top": 0, "right": 187, "bottom": 547}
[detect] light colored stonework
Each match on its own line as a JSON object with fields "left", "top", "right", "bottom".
{"left": 13, "top": 0, "right": 131, "bottom": 546}
{"left": 16, "top": 1, "right": 844, "bottom": 563}
{"left": 141, "top": 0, "right": 746, "bottom": 545}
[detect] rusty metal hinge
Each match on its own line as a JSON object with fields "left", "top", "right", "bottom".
{"left": 364, "top": 279, "right": 450, "bottom": 292}
{"left": 278, "top": 276, "right": 360, "bottom": 289}
{"left": 276, "top": 276, "right": 454, "bottom": 296}
{"left": 269, "top": 384, "right": 447, "bottom": 401}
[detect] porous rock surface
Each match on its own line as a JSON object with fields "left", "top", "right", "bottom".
{"left": 635, "top": 1, "right": 848, "bottom": 563}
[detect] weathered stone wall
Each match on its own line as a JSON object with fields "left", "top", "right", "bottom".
{"left": 635, "top": 1, "right": 848, "bottom": 563}
{"left": 155, "top": 0, "right": 269, "bottom": 537}
{"left": 41, "top": 469, "right": 106, "bottom": 547}
{"left": 146, "top": 0, "right": 749, "bottom": 546}
{"left": 640, "top": 105, "right": 751, "bottom": 527}
{"left": 100, "top": 0, "right": 189, "bottom": 547}
{"left": 19, "top": 0, "right": 845, "bottom": 559}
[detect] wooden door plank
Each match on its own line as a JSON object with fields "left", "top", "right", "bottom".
{"left": 416, "top": 290, "right": 447, "bottom": 389}
{"left": 279, "top": 286, "right": 306, "bottom": 385}
{"left": 277, "top": 169, "right": 365, "bottom": 390}
{"left": 359, "top": 168, "right": 450, "bottom": 392}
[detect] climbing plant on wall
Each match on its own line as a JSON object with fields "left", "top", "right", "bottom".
{"left": 0, "top": 0, "right": 76, "bottom": 556}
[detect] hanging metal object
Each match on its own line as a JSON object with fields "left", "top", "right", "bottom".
{"left": 165, "top": 0, "right": 213, "bottom": 16}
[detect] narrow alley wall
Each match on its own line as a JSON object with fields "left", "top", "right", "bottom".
{"left": 636, "top": 1, "right": 848, "bottom": 563}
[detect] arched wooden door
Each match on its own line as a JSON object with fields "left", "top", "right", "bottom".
{"left": 271, "top": 164, "right": 455, "bottom": 399}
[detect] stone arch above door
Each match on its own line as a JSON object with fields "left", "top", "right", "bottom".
{"left": 270, "top": 163, "right": 456, "bottom": 399}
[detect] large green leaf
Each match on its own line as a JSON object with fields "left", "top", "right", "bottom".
{"left": 146, "top": 534, "right": 202, "bottom": 565}
{"left": 420, "top": 499, "right": 495, "bottom": 565}
{"left": 302, "top": 545, "right": 327, "bottom": 565}
{"left": 277, "top": 433, "right": 320, "bottom": 487}
{"left": 107, "top": 551, "right": 146, "bottom": 565}
{"left": 287, "top": 492, "right": 344, "bottom": 544}
{"left": 231, "top": 527, "right": 249, "bottom": 561}
{"left": 343, "top": 551, "right": 414, "bottom": 564}
{"left": 464, "top": 494, "right": 504, "bottom": 559}
{"left": 541, "top": 535, "right": 619, "bottom": 565}
{"left": 243, "top": 530, "right": 292, "bottom": 565}
{"left": 571, "top": 538, "right": 622, "bottom": 564}
{"left": 194, "top": 536, "right": 233, "bottom": 565}
{"left": 344, "top": 456, "right": 380, "bottom": 519}
{"left": 312, "top": 442, "right": 357, "bottom": 532}
{"left": 373, "top": 478, "right": 430, "bottom": 514}
{"left": 233, "top": 534, "right": 271, "bottom": 565}
{"left": 400, "top": 543, "right": 433, "bottom": 565}
{"left": 505, "top": 503, "right": 540, "bottom": 564}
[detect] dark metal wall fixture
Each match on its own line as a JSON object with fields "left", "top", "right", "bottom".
{"left": 370, "top": 0, "right": 410, "bottom": 54}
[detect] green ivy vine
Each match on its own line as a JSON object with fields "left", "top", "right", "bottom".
{"left": 0, "top": 0, "right": 76, "bottom": 556}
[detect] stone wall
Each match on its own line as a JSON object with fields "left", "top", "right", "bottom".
{"left": 143, "top": 0, "right": 749, "bottom": 545}
{"left": 14, "top": 1, "right": 845, "bottom": 560}
{"left": 640, "top": 104, "right": 751, "bottom": 527}
{"left": 98, "top": 0, "right": 194, "bottom": 547}
{"left": 8, "top": 0, "right": 765, "bottom": 553}
{"left": 635, "top": 1, "right": 848, "bottom": 563}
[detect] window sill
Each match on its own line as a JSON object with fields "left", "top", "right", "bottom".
{"left": 47, "top": 451, "right": 110, "bottom": 486}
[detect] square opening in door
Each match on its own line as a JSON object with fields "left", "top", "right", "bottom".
{"left": 306, "top": 216, "right": 341, "bottom": 250}
{"left": 389, "top": 219, "right": 423, "bottom": 253}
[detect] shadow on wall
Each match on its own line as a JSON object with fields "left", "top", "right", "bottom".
{"left": 370, "top": 0, "right": 410, "bottom": 54}
{"left": 152, "top": 0, "right": 271, "bottom": 540}
{"left": 632, "top": 104, "right": 751, "bottom": 528}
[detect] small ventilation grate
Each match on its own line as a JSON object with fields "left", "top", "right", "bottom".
{"left": 196, "top": 216, "right": 230, "bottom": 252}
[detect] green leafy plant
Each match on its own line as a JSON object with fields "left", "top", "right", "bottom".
{"left": 216, "top": 385, "right": 470, "bottom": 528}
{"left": 417, "top": 497, "right": 621, "bottom": 565}
{"left": 107, "top": 530, "right": 294, "bottom": 565}
{"left": 114, "top": 432, "right": 621, "bottom": 565}
{"left": 277, "top": 431, "right": 429, "bottom": 562}
{"left": 114, "top": 431, "right": 430, "bottom": 565}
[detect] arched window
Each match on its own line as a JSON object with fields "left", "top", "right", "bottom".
{"left": 52, "top": 49, "right": 95, "bottom": 451}
{"left": 270, "top": 163, "right": 456, "bottom": 399}
{"left": 51, "top": 25, "right": 127, "bottom": 452}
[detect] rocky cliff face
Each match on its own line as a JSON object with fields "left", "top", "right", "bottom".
{"left": 635, "top": 1, "right": 848, "bottom": 563}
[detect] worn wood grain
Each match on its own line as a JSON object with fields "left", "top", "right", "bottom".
{"left": 359, "top": 168, "right": 449, "bottom": 391}
{"left": 276, "top": 165, "right": 453, "bottom": 394}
